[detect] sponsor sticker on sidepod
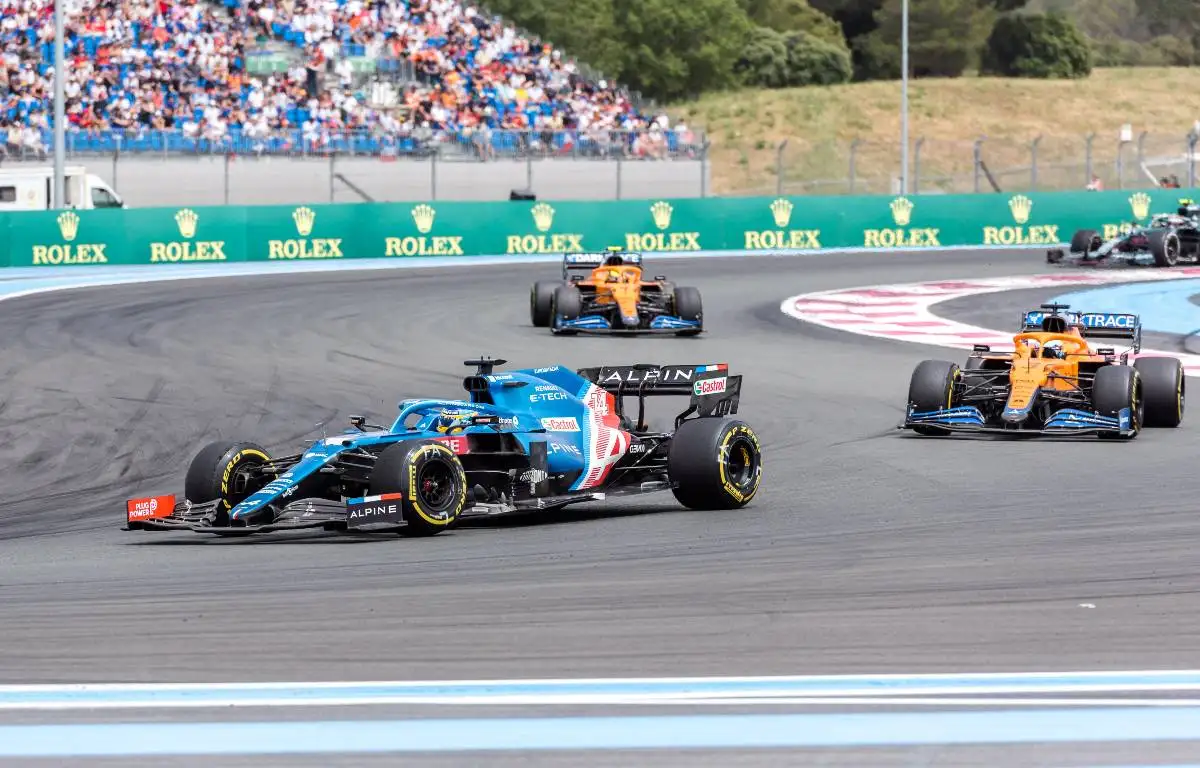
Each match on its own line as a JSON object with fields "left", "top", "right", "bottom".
{"left": 694, "top": 377, "right": 727, "bottom": 396}
{"left": 541, "top": 417, "right": 580, "bottom": 432}
{"left": 126, "top": 494, "right": 175, "bottom": 521}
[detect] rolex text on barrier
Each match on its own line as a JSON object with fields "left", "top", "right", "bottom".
{"left": 1, "top": 189, "right": 1196, "bottom": 269}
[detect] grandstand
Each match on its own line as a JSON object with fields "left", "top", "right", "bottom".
{"left": 0, "top": 0, "right": 699, "bottom": 162}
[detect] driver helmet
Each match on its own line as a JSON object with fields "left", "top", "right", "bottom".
{"left": 606, "top": 268, "right": 621, "bottom": 282}
{"left": 1042, "top": 340, "right": 1066, "bottom": 359}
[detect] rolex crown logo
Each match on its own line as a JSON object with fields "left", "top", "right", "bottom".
{"left": 1129, "top": 192, "right": 1152, "bottom": 220}
{"left": 1008, "top": 194, "right": 1033, "bottom": 225}
{"left": 57, "top": 210, "right": 79, "bottom": 241}
{"left": 175, "top": 208, "right": 199, "bottom": 239}
{"left": 531, "top": 202, "right": 555, "bottom": 233}
{"left": 770, "top": 198, "right": 793, "bottom": 229}
{"left": 889, "top": 197, "right": 914, "bottom": 227}
{"left": 412, "top": 204, "right": 436, "bottom": 234}
{"left": 292, "top": 206, "right": 316, "bottom": 237}
{"left": 650, "top": 201, "right": 673, "bottom": 231}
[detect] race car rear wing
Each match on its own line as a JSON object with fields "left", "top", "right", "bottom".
{"left": 561, "top": 250, "right": 642, "bottom": 279}
{"left": 576, "top": 363, "right": 741, "bottom": 429}
{"left": 1020, "top": 306, "right": 1142, "bottom": 351}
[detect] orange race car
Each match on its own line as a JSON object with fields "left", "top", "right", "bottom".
{"left": 901, "top": 303, "right": 1185, "bottom": 439}
{"left": 529, "top": 249, "right": 703, "bottom": 335}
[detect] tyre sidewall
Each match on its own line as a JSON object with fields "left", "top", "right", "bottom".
{"left": 185, "top": 441, "right": 272, "bottom": 523}
{"left": 668, "top": 418, "right": 762, "bottom": 510}
{"left": 371, "top": 441, "right": 468, "bottom": 535}
{"left": 1134, "top": 356, "right": 1184, "bottom": 427}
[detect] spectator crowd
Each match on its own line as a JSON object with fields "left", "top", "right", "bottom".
{"left": 0, "top": 0, "right": 695, "bottom": 158}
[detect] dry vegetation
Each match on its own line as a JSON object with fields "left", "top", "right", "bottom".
{"left": 671, "top": 67, "right": 1200, "bottom": 196}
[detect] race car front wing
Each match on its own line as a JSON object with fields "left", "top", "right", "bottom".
{"left": 554, "top": 314, "right": 701, "bottom": 334}
{"left": 124, "top": 495, "right": 409, "bottom": 536}
{"left": 900, "top": 405, "right": 1134, "bottom": 436}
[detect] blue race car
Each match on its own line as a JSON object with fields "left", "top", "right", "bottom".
{"left": 124, "top": 358, "right": 762, "bottom": 537}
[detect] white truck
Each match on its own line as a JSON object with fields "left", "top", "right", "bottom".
{"left": 0, "top": 165, "right": 125, "bottom": 210}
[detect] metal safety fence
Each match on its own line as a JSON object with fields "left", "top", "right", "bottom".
{"left": 2, "top": 128, "right": 1195, "bottom": 205}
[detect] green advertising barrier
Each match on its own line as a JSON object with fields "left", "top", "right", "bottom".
{"left": 2, "top": 188, "right": 1196, "bottom": 269}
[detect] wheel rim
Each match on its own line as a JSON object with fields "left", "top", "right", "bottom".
{"left": 1167, "top": 236, "right": 1180, "bottom": 263}
{"left": 722, "top": 437, "right": 759, "bottom": 492}
{"left": 417, "top": 460, "right": 456, "bottom": 512}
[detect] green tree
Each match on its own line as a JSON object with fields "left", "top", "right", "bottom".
{"left": 738, "top": 0, "right": 849, "bottom": 48}
{"left": 611, "top": 0, "right": 754, "bottom": 100}
{"left": 980, "top": 12, "right": 1092, "bottom": 77}
{"left": 856, "top": 0, "right": 998, "bottom": 78}
{"left": 736, "top": 25, "right": 854, "bottom": 86}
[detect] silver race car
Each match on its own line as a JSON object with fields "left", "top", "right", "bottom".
{"left": 1047, "top": 198, "right": 1200, "bottom": 268}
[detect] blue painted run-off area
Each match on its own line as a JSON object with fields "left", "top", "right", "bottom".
{"left": 1051, "top": 279, "right": 1200, "bottom": 335}
{"left": 4, "top": 708, "right": 1200, "bottom": 756}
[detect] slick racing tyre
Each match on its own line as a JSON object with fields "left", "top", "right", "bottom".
{"left": 668, "top": 418, "right": 762, "bottom": 510}
{"left": 1093, "top": 364, "right": 1143, "bottom": 440}
{"left": 1148, "top": 228, "right": 1181, "bottom": 267}
{"left": 369, "top": 441, "right": 468, "bottom": 536}
{"left": 1071, "top": 228, "right": 1100, "bottom": 254}
{"left": 550, "top": 285, "right": 582, "bottom": 335}
{"left": 1134, "top": 356, "right": 1184, "bottom": 427}
{"left": 185, "top": 440, "right": 273, "bottom": 524}
{"left": 907, "top": 360, "right": 961, "bottom": 436}
{"left": 530, "top": 281, "right": 557, "bottom": 327}
{"left": 673, "top": 286, "right": 703, "bottom": 336}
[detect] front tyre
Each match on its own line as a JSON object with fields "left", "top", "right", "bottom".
{"left": 673, "top": 286, "right": 703, "bottom": 336}
{"left": 668, "top": 419, "right": 762, "bottom": 510}
{"left": 1149, "top": 228, "right": 1181, "bottom": 267}
{"left": 550, "top": 285, "right": 582, "bottom": 335}
{"left": 184, "top": 440, "right": 272, "bottom": 524}
{"left": 1093, "top": 364, "right": 1142, "bottom": 439}
{"left": 907, "top": 360, "right": 961, "bottom": 436}
{"left": 369, "top": 441, "right": 468, "bottom": 536}
{"left": 530, "top": 281, "right": 558, "bottom": 327}
{"left": 1134, "top": 356, "right": 1184, "bottom": 427}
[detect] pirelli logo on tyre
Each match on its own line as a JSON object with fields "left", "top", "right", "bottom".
{"left": 718, "top": 425, "right": 761, "bottom": 504}
{"left": 694, "top": 377, "right": 727, "bottom": 396}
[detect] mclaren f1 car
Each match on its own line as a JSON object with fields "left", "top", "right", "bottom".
{"left": 124, "top": 358, "right": 761, "bottom": 537}
{"left": 529, "top": 249, "right": 704, "bottom": 335}
{"left": 1047, "top": 198, "right": 1200, "bottom": 267}
{"left": 901, "top": 303, "right": 1184, "bottom": 438}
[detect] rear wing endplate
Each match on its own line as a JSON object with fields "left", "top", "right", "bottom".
{"left": 576, "top": 363, "right": 740, "bottom": 428}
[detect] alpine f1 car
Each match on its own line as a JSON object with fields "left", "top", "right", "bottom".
{"left": 124, "top": 358, "right": 761, "bottom": 537}
{"left": 1047, "top": 198, "right": 1200, "bottom": 267}
{"left": 901, "top": 304, "right": 1184, "bottom": 438}
{"left": 529, "top": 248, "right": 703, "bottom": 335}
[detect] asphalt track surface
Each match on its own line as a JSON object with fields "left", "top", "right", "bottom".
{"left": 3, "top": 249, "right": 1200, "bottom": 765}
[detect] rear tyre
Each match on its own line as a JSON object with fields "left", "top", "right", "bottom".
{"left": 673, "top": 286, "right": 703, "bottom": 336}
{"left": 1148, "top": 228, "right": 1181, "bottom": 267}
{"left": 530, "top": 281, "right": 557, "bottom": 327}
{"left": 1093, "top": 365, "right": 1142, "bottom": 439}
{"left": 668, "top": 419, "right": 762, "bottom": 510}
{"left": 906, "top": 360, "right": 961, "bottom": 436}
{"left": 1071, "top": 228, "right": 1099, "bottom": 254}
{"left": 1134, "top": 356, "right": 1184, "bottom": 427}
{"left": 550, "top": 285, "right": 582, "bottom": 335}
{"left": 184, "top": 440, "right": 272, "bottom": 524}
{"left": 369, "top": 441, "right": 468, "bottom": 536}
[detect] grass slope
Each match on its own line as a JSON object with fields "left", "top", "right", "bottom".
{"left": 673, "top": 67, "right": 1200, "bottom": 196}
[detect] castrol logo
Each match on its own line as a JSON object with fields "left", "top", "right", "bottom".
{"left": 693, "top": 377, "right": 727, "bottom": 396}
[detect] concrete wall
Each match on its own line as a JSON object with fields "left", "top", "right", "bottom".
{"left": 70, "top": 156, "right": 710, "bottom": 207}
